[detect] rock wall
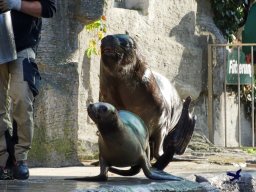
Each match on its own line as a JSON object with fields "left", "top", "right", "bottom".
{"left": 30, "top": 0, "right": 104, "bottom": 166}
{"left": 29, "top": 0, "right": 228, "bottom": 166}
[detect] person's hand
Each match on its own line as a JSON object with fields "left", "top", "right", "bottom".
{"left": 0, "top": 0, "right": 21, "bottom": 12}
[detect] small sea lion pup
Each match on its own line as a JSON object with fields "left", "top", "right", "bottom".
{"left": 100, "top": 34, "right": 196, "bottom": 170}
{"left": 72, "top": 102, "right": 183, "bottom": 181}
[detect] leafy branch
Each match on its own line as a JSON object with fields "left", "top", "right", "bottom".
{"left": 85, "top": 16, "right": 107, "bottom": 58}
{"left": 211, "top": 0, "right": 250, "bottom": 42}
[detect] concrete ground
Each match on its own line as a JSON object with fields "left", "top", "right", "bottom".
{"left": 0, "top": 150, "right": 255, "bottom": 192}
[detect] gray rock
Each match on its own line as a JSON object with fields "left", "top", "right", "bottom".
{"left": 194, "top": 172, "right": 256, "bottom": 192}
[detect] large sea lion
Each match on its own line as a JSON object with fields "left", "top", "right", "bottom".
{"left": 70, "top": 102, "right": 183, "bottom": 181}
{"left": 99, "top": 34, "right": 196, "bottom": 170}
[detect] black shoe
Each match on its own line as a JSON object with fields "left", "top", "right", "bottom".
{"left": 0, "top": 167, "right": 13, "bottom": 180}
{"left": 13, "top": 161, "right": 29, "bottom": 180}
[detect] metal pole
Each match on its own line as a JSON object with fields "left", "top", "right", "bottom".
{"left": 208, "top": 43, "right": 256, "bottom": 147}
{"left": 252, "top": 46, "right": 255, "bottom": 147}
{"left": 238, "top": 47, "right": 241, "bottom": 147}
{"left": 208, "top": 44, "right": 214, "bottom": 143}
{"left": 209, "top": 43, "right": 256, "bottom": 47}
{"left": 224, "top": 47, "right": 227, "bottom": 147}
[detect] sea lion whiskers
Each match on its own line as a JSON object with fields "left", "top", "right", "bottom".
{"left": 102, "top": 46, "right": 123, "bottom": 58}
{"left": 120, "top": 60, "right": 136, "bottom": 75}
{"left": 102, "top": 48, "right": 115, "bottom": 57}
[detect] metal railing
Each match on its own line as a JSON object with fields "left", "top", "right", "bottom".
{"left": 208, "top": 43, "right": 256, "bottom": 147}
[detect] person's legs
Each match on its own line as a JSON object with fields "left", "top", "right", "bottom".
{"left": 0, "top": 63, "right": 13, "bottom": 179}
{"left": 9, "top": 48, "right": 36, "bottom": 180}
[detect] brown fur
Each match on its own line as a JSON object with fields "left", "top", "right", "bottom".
{"left": 99, "top": 35, "right": 183, "bottom": 159}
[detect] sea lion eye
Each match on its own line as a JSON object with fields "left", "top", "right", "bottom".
{"left": 99, "top": 105, "right": 108, "bottom": 113}
{"left": 119, "top": 39, "right": 129, "bottom": 48}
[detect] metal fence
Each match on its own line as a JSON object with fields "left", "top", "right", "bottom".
{"left": 208, "top": 43, "right": 255, "bottom": 147}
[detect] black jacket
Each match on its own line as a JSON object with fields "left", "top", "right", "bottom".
{"left": 11, "top": 0, "right": 56, "bottom": 52}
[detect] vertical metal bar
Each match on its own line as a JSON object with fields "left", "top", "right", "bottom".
{"left": 252, "top": 46, "right": 255, "bottom": 147}
{"left": 238, "top": 47, "right": 241, "bottom": 147}
{"left": 208, "top": 44, "right": 214, "bottom": 143}
{"left": 224, "top": 46, "right": 227, "bottom": 147}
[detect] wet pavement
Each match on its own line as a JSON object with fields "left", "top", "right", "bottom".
{"left": 0, "top": 178, "right": 204, "bottom": 192}
{"left": 0, "top": 160, "right": 255, "bottom": 192}
{"left": 0, "top": 164, "right": 203, "bottom": 192}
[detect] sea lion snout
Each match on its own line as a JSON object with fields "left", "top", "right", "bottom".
{"left": 87, "top": 102, "right": 117, "bottom": 123}
{"left": 87, "top": 103, "right": 97, "bottom": 120}
{"left": 88, "top": 102, "right": 107, "bottom": 115}
{"left": 101, "top": 34, "right": 137, "bottom": 75}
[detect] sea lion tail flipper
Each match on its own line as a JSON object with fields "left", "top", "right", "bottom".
{"left": 109, "top": 166, "right": 141, "bottom": 176}
{"left": 141, "top": 156, "right": 183, "bottom": 181}
{"left": 144, "top": 167, "right": 183, "bottom": 181}
{"left": 152, "top": 146, "right": 175, "bottom": 170}
{"left": 170, "top": 113, "right": 196, "bottom": 155}
{"left": 65, "top": 174, "right": 108, "bottom": 181}
{"left": 170, "top": 96, "right": 196, "bottom": 155}
{"left": 66, "top": 158, "right": 109, "bottom": 181}
{"left": 153, "top": 96, "right": 196, "bottom": 171}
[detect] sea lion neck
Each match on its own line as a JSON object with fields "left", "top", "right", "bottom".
{"left": 115, "top": 53, "right": 147, "bottom": 80}
{"left": 97, "top": 115, "right": 124, "bottom": 136}
{"left": 133, "top": 55, "right": 148, "bottom": 78}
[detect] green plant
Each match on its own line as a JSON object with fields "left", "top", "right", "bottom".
{"left": 211, "top": 0, "right": 250, "bottom": 42}
{"left": 212, "top": 1, "right": 254, "bottom": 118}
{"left": 243, "top": 147, "right": 256, "bottom": 154}
{"left": 85, "top": 16, "right": 107, "bottom": 58}
{"left": 240, "top": 77, "right": 256, "bottom": 118}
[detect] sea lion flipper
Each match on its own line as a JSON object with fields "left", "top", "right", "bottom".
{"left": 143, "top": 166, "right": 183, "bottom": 181}
{"left": 152, "top": 146, "right": 175, "bottom": 170}
{"left": 66, "top": 156, "right": 109, "bottom": 182}
{"left": 174, "top": 96, "right": 196, "bottom": 155}
{"left": 153, "top": 96, "right": 196, "bottom": 170}
{"left": 109, "top": 166, "right": 141, "bottom": 176}
{"left": 141, "top": 155, "right": 183, "bottom": 181}
{"left": 147, "top": 168, "right": 183, "bottom": 181}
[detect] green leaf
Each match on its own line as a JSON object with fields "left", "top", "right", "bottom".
{"left": 86, "top": 48, "right": 92, "bottom": 58}
{"left": 92, "top": 47, "right": 98, "bottom": 55}
{"left": 211, "top": 0, "right": 246, "bottom": 41}
{"left": 85, "top": 20, "right": 101, "bottom": 31}
{"left": 84, "top": 16, "right": 107, "bottom": 58}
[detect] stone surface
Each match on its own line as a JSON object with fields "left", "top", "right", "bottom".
{"left": 0, "top": 178, "right": 206, "bottom": 192}
{"left": 2, "top": 148, "right": 256, "bottom": 191}
{"left": 1, "top": 152, "right": 256, "bottom": 192}
{"left": 195, "top": 172, "right": 256, "bottom": 192}
{"left": 31, "top": 0, "right": 104, "bottom": 166}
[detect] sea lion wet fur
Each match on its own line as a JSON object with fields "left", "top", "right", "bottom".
{"left": 68, "top": 102, "right": 183, "bottom": 181}
{"left": 99, "top": 34, "right": 196, "bottom": 170}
